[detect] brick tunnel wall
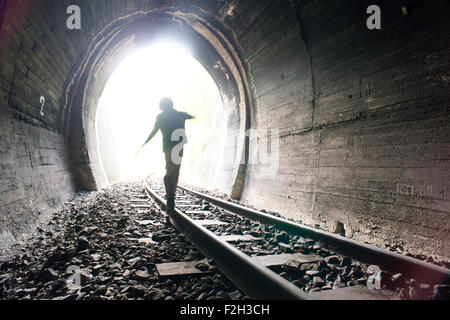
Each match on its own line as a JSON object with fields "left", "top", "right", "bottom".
{"left": 0, "top": 0, "right": 77, "bottom": 250}
{"left": 0, "top": 0, "right": 449, "bottom": 259}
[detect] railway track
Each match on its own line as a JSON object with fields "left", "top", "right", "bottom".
{"left": 143, "top": 179, "right": 450, "bottom": 300}
{"left": 0, "top": 183, "right": 249, "bottom": 300}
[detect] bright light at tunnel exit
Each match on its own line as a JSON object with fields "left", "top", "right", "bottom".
{"left": 96, "top": 40, "right": 225, "bottom": 185}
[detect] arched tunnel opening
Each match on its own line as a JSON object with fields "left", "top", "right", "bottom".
{"left": 64, "top": 13, "right": 251, "bottom": 197}
{"left": 0, "top": 0, "right": 449, "bottom": 304}
{"left": 95, "top": 40, "right": 226, "bottom": 188}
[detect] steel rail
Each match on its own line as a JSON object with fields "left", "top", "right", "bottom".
{"left": 143, "top": 182, "right": 311, "bottom": 300}
{"left": 179, "top": 185, "right": 450, "bottom": 286}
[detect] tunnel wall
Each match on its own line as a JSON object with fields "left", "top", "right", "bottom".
{"left": 0, "top": 1, "right": 76, "bottom": 250}
{"left": 240, "top": 0, "right": 450, "bottom": 259}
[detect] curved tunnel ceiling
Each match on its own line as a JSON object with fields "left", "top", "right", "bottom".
{"left": 63, "top": 8, "right": 253, "bottom": 196}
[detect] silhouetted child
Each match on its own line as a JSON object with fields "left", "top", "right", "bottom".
{"left": 142, "top": 97, "right": 194, "bottom": 209}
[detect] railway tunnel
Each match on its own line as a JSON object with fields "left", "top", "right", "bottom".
{"left": 0, "top": 0, "right": 450, "bottom": 302}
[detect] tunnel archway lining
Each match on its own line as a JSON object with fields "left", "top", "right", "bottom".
{"left": 63, "top": 8, "right": 252, "bottom": 197}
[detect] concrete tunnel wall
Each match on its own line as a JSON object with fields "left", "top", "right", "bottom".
{"left": 0, "top": 0, "right": 449, "bottom": 260}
